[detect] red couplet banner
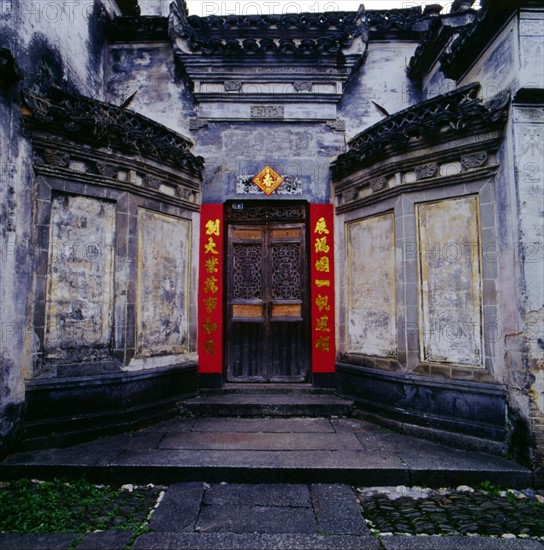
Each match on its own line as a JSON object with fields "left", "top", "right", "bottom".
{"left": 198, "top": 204, "right": 224, "bottom": 374}
{"left": 309, "top": 203, "right": 336, "bottom": 373}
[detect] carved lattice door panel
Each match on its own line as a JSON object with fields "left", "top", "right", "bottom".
{"left": 227, "top": 222, "right": 309, "bottom": 382}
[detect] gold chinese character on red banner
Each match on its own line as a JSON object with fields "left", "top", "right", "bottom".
{"left": 316, "top": 316, "right": 330, "bottom": 332}
{"left": 315, "top": 295, "right": 330, "bottom": 311}
{"left": 204, "top": 296, "right": 218, "bottom": 313}
{"left": 315, "top": 279, "right": 331, "bottom": 287}
{"left": 252, "top": 165, "right": 284, "bottom": 196}
{"left": 204, "top": 276, "right": 219, "bottom": 294}
{"left": 204, "top": 338, "right": 216, "bottom": 355}
{"left": 203, "top": 318, "right": 218, "bottom": 335}
{"left": 204, "top": 237, "right": 219, "bottom": 255}
{"left": 315, "top": 256, "right": 330, "bottom": 273}
{"left": 314, "top": 217, "right": 330, "bottom": 235}
{"left": 205, "top": 257, "right": 219, "bottom": 273}
{"left": 314, "top": 236, "right": 330, "bottom": 253}
{"left": 315, "top": 335, "right": 330, "bottom": 352}
{"left": 205, "top": 219, "right": 221, "bottom": 236}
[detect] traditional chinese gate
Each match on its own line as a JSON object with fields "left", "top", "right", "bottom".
{"left": 225, "top": 201, "right": 310, "bottom": 382}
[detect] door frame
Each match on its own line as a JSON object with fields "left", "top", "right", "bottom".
{"left": 223, "top": 200, "right": 311, "bottom": 382}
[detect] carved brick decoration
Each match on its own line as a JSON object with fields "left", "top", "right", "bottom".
{"left": 370, "top": 176, "right": 387, "bottom": 191}
{"left": 332, "top": 83, "right": 510, "bottom": 179}
{"left": 327, "top": 119, "right": 346, "bottom": 132}
{"left": 250, "top": 106, "right": 285, "bottom": 119}
{"left": 237, "top": 175, "right": 302, "bottom": 195}
{"left": 461, "top": 152, "right": 488, "bottom": 169}
{"left": 43, "top": 149, "right": 70, "bottom": 168}
{"left": 96, "top": 162, "right": 119, "bottom": 179}
{"left": 293, "top": 81, "right": 313, "bottom": 92}
{"left": 23, "top": 87, "right": 204, "bottom": 178}
{"left": 224, "top": 81, "right": 243, "bottom": 92}
{"left": 145, "top": 175, "right": 162, "bottom": 189}
{"left": 415, "top": 162, "right": 438, "bottom": 180}
{"left": 342, "top": 188, "right": 359, "bottom": 203}
{"left": 175, "top": 187, "right": 193, "bottom": 200}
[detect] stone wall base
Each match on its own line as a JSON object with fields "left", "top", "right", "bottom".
{"left": 337, "top": 363, "right": 508, "bottom": 454}
{"left": 21, "top": 365, "right": 198, "bottom": 450}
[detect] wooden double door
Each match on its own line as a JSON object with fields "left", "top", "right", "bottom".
{"left": 226, "top": 205, "right": 310, "bottom": 382}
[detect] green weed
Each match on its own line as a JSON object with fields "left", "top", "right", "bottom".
{"left": 0, "top": 478, "right": 158, "bottom": 535}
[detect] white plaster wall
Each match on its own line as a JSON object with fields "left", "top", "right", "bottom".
{"left": 339, "top": 41, "right": 421, "bottom": 141}
{"left": 460, "top": 18, "right": 518, "bottom": 100}
{"left": 5, "top": 0, "right": 121, "bottom": 98}
{"left": 107, "top": 43, "right": 196, "bottom": 136}
{"left": 139, "top": 0, "right": 170, "bottom": 16}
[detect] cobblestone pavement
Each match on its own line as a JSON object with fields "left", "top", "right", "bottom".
{"left": 358, "top": 485, "right": 544, "bottom": 539}
{"left": 0, "top": 482, "right": 543, "bottom": 549}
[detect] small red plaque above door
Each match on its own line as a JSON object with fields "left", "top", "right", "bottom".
{"left": 252, "top": 165, "right": 284, "bottom": 196}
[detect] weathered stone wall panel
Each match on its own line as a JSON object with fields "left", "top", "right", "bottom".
{"left": 136, "top": 209, "right": 191, "bottom": 358}
{"left": 346, "top": 212, "right": 397, "bottom": 358}
{"left": 416, "top": 196, "right": 483, "bottom": 367}
{"left": 44, "top": 194, "right": 116, "bottom": 363}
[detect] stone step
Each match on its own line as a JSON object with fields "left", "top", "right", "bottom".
{"left": 0, "top": 416, "right": 532, "bottom": 487}
{"left": 181, "top": 393, "right": 354, "bottom": 418}
{"left": 201, "top": 383, "right": 336, "bottom": 396}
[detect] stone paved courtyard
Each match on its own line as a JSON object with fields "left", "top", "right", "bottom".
{"left": 0, "top": 481, "right": 543, "bottom": 549}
